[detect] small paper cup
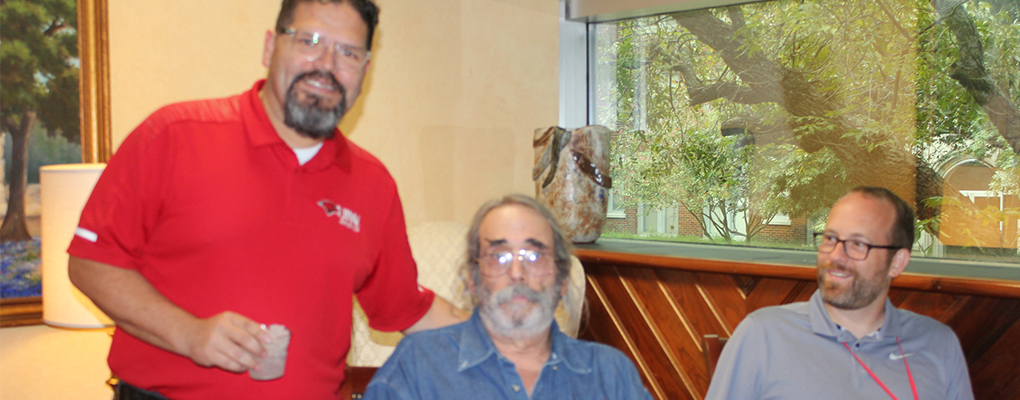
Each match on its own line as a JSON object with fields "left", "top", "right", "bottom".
{"left": 249, "top": 324, "right": 291, "bottom": 381}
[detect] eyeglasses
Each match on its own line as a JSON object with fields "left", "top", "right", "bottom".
{"left": 278, "top": 28, "right": 371, "bottom": 71}
{"left": 477, "top": 249, "right": 556, "bottom": 277}
{"left": 813, "top": 232, "right": 903, "bottom": 261}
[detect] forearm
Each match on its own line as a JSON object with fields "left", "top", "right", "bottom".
{"left": 402, "top": 295, "right": 469, "bottom": 334}
{"left": 69, "top": 256, "right": 270, "bottom": 372}
{"left": 68, "top": 256, "right": 198, "bottom": 356}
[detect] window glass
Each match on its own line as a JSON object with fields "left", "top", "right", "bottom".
{"left": 592, "top": 0, "right": 1020, "bottom": 263}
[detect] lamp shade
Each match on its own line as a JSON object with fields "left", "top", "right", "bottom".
{"left": 41, "top": 163, "right": 113, "bottom": 328}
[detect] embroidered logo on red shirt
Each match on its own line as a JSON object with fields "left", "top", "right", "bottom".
{"left": 317, "top": 200, "right": 361, "bottom": 233}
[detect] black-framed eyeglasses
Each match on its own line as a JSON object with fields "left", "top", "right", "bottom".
{"left": 278, "top": 27, "right": 371, "bottom": 71}
{"left": 477, "top": 248, "right": 556, "bottom": 277}
{"left": 813, "top": 232, "right": 904, "bottom": 261}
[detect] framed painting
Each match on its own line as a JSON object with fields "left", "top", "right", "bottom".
{"left": 0, "top": 0, "right": 112, "bottom": 328}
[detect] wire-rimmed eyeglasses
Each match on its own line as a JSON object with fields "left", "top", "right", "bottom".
{"left": 278, "top": 27, "right": 371, "bottom": 71}
{"left": 813, "top": 232, "right": 903, "bottom": 261}
{"left": 477, "top": 249, "right": 555, "bottom": 277}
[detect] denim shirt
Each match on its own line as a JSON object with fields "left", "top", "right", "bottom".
{"left": 363, "top": 309, "right": 654, "bottom": 400}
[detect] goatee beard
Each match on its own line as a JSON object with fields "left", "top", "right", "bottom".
{"left": 283, "top": 70, "right": 347, "bottom": 140}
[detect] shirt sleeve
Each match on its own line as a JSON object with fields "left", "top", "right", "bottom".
{"left": 67, "top": 115, "right": 173, "bottom": 271}
{"left": 943, "top": 330, "right": 975, "bottom": 400}
{"left": 354, "top": 191, "right": 435, "bottom": 332}
{"left": 704, "top": 314, "right": 766, "bottom": 400}
{"left": 362, "top": 335, "right": 422, "bottom": 400}
{"left": 613, "top": 350, "right": 655, "bottom": 400}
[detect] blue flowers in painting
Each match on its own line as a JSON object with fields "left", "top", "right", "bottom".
{"left": 1, "top": 238, "right": 42, "bottom": 298}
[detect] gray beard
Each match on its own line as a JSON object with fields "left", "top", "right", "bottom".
{"left": 283, "top": 71, "right": 347, "bottom": 139}
{"left": 477, "top": 281, "right": 560, "bottom": 341}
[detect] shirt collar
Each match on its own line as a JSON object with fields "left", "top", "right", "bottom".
{"left": 457, "top": 309, "right": 594, "bottom": 375}
{"left": 241, "top": 79, "right": 351, "bottom": 172}
{"left": 808, "top": 290, "right": 901, "bottom": 342}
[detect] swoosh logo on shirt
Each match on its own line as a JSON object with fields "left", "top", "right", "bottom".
{"left": 889, "top": 352, "right": 913, "bottom": 360}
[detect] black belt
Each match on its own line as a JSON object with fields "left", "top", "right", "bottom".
{"left": 113, "top": 382, "right": 170, "bottom": 400}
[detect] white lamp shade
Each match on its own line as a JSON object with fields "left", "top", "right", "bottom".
{"left": 41, "top": 163, "right": 113, "bottom": 328}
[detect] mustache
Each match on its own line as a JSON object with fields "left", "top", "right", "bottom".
{"left": 291, "top": 70, "right": 343, "bottom": 93}
{"left": 490, "top": 284, "right": 544, "bottom": 305}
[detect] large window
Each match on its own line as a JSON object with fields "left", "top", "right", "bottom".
{"left": 579, "top": 0, "right": 1019, "bottom": 264}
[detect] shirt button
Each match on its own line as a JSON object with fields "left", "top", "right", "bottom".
{"left": 512, "top": 385, "right": 521, "bottom": 392}
{"left": 553, "top": 366, "right": 558, "bottom": 371}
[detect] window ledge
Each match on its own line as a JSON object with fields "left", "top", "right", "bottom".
{"left": 576, "top": 238, "right": 1020, "bottom": 283}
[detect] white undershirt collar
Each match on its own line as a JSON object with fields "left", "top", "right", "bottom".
{"left": 292, "top": 141, "right": 324, "bottom": 165}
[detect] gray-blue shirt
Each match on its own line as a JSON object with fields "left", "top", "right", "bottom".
{"left": 363, "top": 309, "right": 654, "bottom": 400}
{"left": 706, "top": 290, "right": 974, "bottom": 400}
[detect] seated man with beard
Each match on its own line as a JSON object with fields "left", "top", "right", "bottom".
{"left": 363, "top": 194, "right": 654, "bottom": 400}
{"left": 706, "top": 187, "right": 973, "bottom": 400}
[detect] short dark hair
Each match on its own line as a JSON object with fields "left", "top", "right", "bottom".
{"left": 275, "top": 0, "right": 380, "bottom": 50}
{"left": 848, "top": 186, "right": 915, "bottom": 249}
{"left": 465, "top": 194, "right": 573, "bottom": 284}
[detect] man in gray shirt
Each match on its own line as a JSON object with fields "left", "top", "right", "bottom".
{"left": 706, "top": 187, "right": 974, "bottom": 400}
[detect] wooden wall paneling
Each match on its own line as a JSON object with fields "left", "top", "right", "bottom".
{"left": 655, "top": 269, "right": 733, "bottom": 338}
{"left": 789, "top": 280, "right": 817, "bottom": 302}
{"left": 967, "top": 317, "right": 1020, "bottom": 400}
{"left": 583, "top": 267, "right": 674, "bottom": 400}
{"left": 943, "top": 297, "right": 1020, "bottom": 364}
{"left": 594, "top": 265, "right": 696, "bottom": 400}
{"left": 622, "top": 268, "right": 715, "bottom": 398}
{"left": 741, "top": 277, "right": 806, "bottom": 313}
{"left": 731, "top": 275, "right": 760, "bottom": 296}
{"left": 888, "top": 289, "right": 962, "bottom": 320}
{"left": 582, "top": 269, "right": 637, "bottom": 351}
{"left": 683, "top": 271, "right": 747, "bottom": 334}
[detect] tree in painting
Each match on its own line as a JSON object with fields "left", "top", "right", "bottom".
{"left": 1, "top": 0, "right": 80, "bottom": 242}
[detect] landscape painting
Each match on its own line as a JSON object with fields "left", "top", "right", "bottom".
{"left": 1, "top": 0, "right": 110, "bottom": 326}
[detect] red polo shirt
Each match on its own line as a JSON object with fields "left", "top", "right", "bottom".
{"left": 68, "top": 80, "right": 434, "bottom": 399}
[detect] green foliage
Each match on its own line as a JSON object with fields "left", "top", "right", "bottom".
{"left": 1, "top": 0, "right": 80, "bottom": 140}
{"left": 595, "top": 0, "right": 1019, "bottom": 256}
{"left": 915, "top": 1, "right": 1018, "bottom": 160}
{"left": 1, "top": 124, "right": 82, "bottom": 184}
{"left": 990, "top": 150, "right": 1020, "bottom": 195}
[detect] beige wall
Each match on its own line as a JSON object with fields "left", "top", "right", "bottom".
{"left": 1, "top": 1, "right": 558, "bottom": 399}
{"left": 109, "top": 0, "right": 559, "bottom": 228}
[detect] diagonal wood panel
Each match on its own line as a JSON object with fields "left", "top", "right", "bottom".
{"left": 619, "top": 268, "right": 709, "bottom": 398}
{"left": 943, "top": 297, "right": 1020, "bottom": 363}
{"left": 968, "top": 317, "right": 1020, "bottom": 400}
{"left": 592, "top": 265, "right": 695, "bottom": 400}
{"left": 889, "top": 289, "right": 962, "bottom": 319}
{"left": 743, "top": 277, "right": 806, "bottom": 313}
{"left": 577, "top": 250, "right": 1020, "bottom": 400}
{"left": 690, "top": 272, "right": 747, "bottom": 334}
{"left": 732, "top": 275, "right": 760, "bottom": 297}
{"left": 583, "top": 271, "right": 670, "bottom": 400}
{"left": 656, "top": 269, "right": 732, "bottom": 339}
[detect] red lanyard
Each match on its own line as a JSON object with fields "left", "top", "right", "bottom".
{"left": 842, "top": 337, "right": 919, "bottom": 400}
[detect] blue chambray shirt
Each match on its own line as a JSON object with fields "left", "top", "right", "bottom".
{"left": 363, "top": 309, "right": 654, "bottom": 400}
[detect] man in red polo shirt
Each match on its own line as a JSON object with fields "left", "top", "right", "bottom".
{"left": 67, "top": 1, "right": 466, "bottom": 399}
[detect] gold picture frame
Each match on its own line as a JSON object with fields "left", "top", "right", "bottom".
{"left": 0, "top": 0, "right": 112, "bottom": 328}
